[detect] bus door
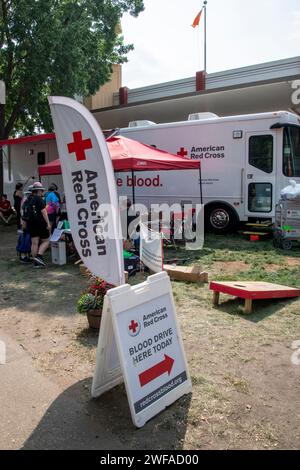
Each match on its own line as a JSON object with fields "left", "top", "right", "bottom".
{"left": 245, "top": 131, "right": 276, "bottom": 218}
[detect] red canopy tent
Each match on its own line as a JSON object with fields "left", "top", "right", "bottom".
{"left": 38, "top": 135, "right": 202, "bottom": 204}
{"left": 38, "top": 157, "right": 61, "bottom": 176}
{"left": 38, "top": 135, "right": 200, "bottom": 174}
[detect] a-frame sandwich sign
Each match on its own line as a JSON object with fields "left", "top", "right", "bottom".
{"left": 92, "top": 271, "right": 192, "bottom": 428}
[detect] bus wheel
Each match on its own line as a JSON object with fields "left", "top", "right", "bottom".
{"left": 282, "top": 239, "right": 293, "bottom": 251}
{"left": 206, "top": 204, "right": 238, "bottom": 234}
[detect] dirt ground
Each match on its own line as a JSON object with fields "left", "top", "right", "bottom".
{"left": 1, "top": 224, "right": 300, "bottom": 450}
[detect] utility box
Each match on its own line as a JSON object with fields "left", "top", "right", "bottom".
{"left": 51, "top": 241, "right": 66, "bottom": 265}
{"left": 124, "top": 254, "right": 139, "bottom": 276}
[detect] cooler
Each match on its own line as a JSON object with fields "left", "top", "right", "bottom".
{"left": 51, "top": 241, "right": 67, "bottom": 265}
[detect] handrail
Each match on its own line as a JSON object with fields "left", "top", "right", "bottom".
{"left": 279, "top": 203, "right": 283, "bottom": 229}
{"left": 241, "top": 168, "right": 245, "bottom": 204}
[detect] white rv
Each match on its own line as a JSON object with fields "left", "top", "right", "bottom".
{"left": 119, "top": 111, "right": 300, "bottom": 232}
{"left": 1, "top": 134, "right": 62, "bottom": 201}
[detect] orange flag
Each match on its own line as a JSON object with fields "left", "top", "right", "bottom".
{"left": 192, "top": 10, "right": 203, "bottom": 28}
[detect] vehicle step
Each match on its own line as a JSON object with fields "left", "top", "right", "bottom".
{"left": 245, "top": 223, "right": 273, "bottom": 228}
{"left": 242, "top": 231, "right": 270, "bottom": 237}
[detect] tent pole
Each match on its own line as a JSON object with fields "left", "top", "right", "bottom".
{"left": 131, "top": 170, "right": 136, "bottom": 206}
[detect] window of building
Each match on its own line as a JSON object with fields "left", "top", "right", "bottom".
{"left": 37, "top": 152, "right": 46, "bottom": 166}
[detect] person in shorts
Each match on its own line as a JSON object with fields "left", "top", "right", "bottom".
{"left": 25, "top": 182, "right": 51, "bottom": 268}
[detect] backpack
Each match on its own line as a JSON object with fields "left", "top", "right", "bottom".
{"left": 22, "top": 197, "right": 38, "bottom": 222}
{"left": 45, "top": 192, "right": 59, "bottom": 215}
{"left": 46, "top": 199, "right": 59, "bottom": 215}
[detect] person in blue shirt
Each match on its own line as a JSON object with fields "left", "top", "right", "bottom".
{"left": 45, "top": 184, "right": 60, "bottom": 233}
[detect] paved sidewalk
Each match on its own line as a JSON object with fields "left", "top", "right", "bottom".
{"left": 0, "top": 329, "right": 125, "bottom": 450}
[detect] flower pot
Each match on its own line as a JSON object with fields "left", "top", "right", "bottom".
{"left": 87, "top": 309, "right": 102, "bottom": 330}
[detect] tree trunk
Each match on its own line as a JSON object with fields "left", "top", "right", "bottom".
{"left": 0, "top": 103, "right": 5, "bottom": 195}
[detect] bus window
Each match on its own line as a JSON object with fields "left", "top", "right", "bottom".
{"left": 283, "top": 126, "right": 300, "bottom": 177}
{"left": 249, "top": 135, "right": 273, "bottom": 174}
{"left": 248, "top": 183, "right": 272, "bottom": 213}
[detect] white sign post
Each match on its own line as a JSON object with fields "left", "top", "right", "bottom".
{"left": 92, "top": 272, "right": 192, "bottom": 428}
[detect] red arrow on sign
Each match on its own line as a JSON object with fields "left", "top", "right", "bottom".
{"left": 139, "top": 355, "right": 174, "bottom": 387}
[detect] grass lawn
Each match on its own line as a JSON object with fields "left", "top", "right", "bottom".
{"left": 1, "top": 226, "right": 300, "bottom": 450}
{"left": 166, "top": 233, "right": 300, "bottom": 287}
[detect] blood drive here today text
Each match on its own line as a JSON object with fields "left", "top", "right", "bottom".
{"left": 129, "top": 328, "right": 173, "bottom": 366}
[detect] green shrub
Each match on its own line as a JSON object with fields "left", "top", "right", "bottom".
{"left": 77, "top": 293, "right": 103, "bottom": 314}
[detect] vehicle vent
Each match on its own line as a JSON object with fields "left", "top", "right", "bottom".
{"left": 188, "top": 112, "right": 219, "bottom": 121}
{"left": 128, "top": 120, "right": 156, "bottom": 128}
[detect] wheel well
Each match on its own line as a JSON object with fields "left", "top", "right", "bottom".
{"left": 205, "top": 201, "right": 240, "bottom": 222}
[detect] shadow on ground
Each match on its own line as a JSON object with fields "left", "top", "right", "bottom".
{"left": 22, "top": 378, "right": 192, "bottom": 450}
{"left": 212, "top": 296, "right": 299, "bottom": 323}
{"left": 0, "top": 225, "right": 87, "bottom": 317}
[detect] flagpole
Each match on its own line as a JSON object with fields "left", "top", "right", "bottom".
{"left": 204, "top": 0, "right": 207, "bottom": 74}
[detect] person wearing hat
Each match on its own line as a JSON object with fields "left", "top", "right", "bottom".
{"left": 20, "top": 186, "right": 33, "bottom": 215}
{"left": 24, "top": 181, "right": 51, "bottom": 268}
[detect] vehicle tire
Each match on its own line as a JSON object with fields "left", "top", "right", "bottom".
{"left": 205, "top": 204, "right": 239, "bottom": 234}
{"left": 282, "top": 239, "right": 293, "bottom": 251}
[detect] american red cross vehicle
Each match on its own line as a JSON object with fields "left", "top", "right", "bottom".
{"left": 120, "top": 111, "right": 300, "bottom": 233}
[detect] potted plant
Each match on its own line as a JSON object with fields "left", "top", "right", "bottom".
{"left": 77, "top": 279, "right": 114, "bottom": 329}
{"left": 77, "top": 293, "right": 104, "bottom": 329}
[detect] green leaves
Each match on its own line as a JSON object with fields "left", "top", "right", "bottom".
{"left": 0, "top": 0, "right": 144, "bottom": 136}
{"left": 77, "top": 293, "right": 103, "bottom": 314}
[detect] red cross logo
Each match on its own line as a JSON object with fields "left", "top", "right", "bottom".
{"left": 177, "top": 147, "right": 188, "bottom": 158}
{"left": 67, "top": 131, "right": 93, "bottom": 162}
{"left": 128, "top": 319, "right": 141, "bottom": 337}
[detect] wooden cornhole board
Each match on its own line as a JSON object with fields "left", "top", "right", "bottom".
{"left": 210, "top": 281, "right": 300, "bottom": 314}
{"left": 164, "top": 265, "right": 208, "bottom": 284}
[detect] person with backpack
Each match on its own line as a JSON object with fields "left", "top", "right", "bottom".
{"left": 22, "top": 182, "right": 51, "bottom": 268}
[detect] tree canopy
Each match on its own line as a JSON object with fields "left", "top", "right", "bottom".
{"left": 0, "top": 0, "right": 144, "bottom": 138}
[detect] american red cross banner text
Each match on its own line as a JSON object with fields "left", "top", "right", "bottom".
{"left": 48, "top": 96, "right": 124, "bottom": 286}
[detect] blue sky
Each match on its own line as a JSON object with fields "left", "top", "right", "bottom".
{"left": 121, "top": 0, "right": 300, "bottom": 89}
